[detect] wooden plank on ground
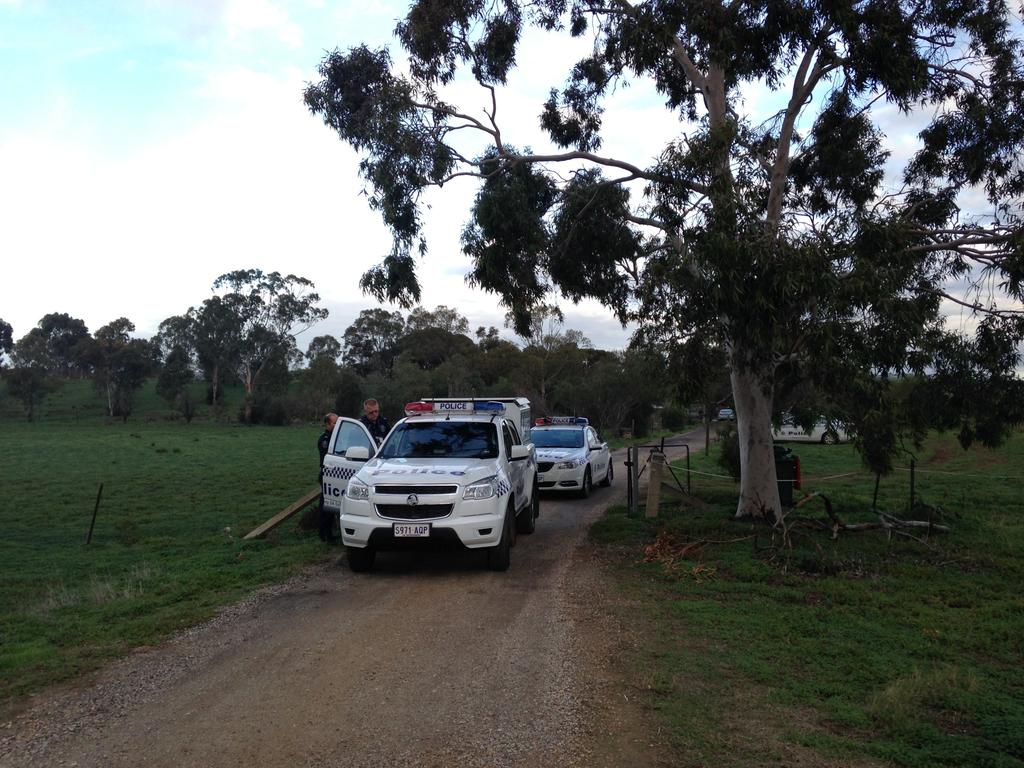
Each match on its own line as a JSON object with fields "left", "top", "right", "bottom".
{"left": 244, "top": 487, "right": 321, "bottom": 540}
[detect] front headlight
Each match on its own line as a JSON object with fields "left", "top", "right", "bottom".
{"left": 463, "top": 475, "right": 499, "bottom": 500}
{"left": 347, "top": 478, "right": 370, "bottom": 501}
{"left": 557, "top": 458, "right": 586, "bottom": 469}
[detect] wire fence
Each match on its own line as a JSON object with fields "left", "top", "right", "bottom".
{"left": 634, "top": 449, "right": 1011, "bottom": 517}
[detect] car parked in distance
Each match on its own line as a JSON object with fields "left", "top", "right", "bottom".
{"left": 532, "top": 416, "right": 613, "bottom": 497}
{"left": 772, "top": 416, "right": 847, "bottom": 444}
{"left": 716, "top": 407, "right": 735, "bottom": 421}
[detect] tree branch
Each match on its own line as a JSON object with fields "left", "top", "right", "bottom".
{"left": 765, "top": 38, "right": 845, "bottom": 230}
{"left": 495, "top": 149, "right": 709, "bottom": 194}
{"left": 915, "top": 286, "right": 1024, "bottom": 316}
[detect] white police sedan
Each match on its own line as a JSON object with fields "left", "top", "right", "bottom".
{"left": 532, "top": 417, "right": 613, "bottom": 498}
{"left": 772, "top": 415, "right": 848, "bottom": 444}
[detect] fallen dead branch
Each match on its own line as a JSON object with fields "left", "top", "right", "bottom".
{"left": 641, "top": 531, "right": 751, "bottom": 577}
{"left": 793, "top": 492, "right": 952, "bottom": 540}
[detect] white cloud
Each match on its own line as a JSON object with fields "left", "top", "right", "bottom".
{"left": 1, "top": 3, "right": 1004, "bottom": 358}
{"left": 223, "top": 0, "right": 303, "bottom": 49}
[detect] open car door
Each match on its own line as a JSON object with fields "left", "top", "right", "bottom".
{"left": 322, "top": 417, "right": 377, "bottom": 512}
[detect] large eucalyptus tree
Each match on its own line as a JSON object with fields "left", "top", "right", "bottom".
{"left": 306, "top": 0, "right": 1024, "bottom": 518}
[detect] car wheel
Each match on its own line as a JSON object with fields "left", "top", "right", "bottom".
{"left": 821, "top": 431, "right": 837, "bottom": 444}
{"left": 516, "top": 482, "right": 538, "bottom": 534}
{"left": 578, "top": 467, "right": 592, "bottom": 499}
{"left": 346, "top": 545, "right": 376, "bottom": 573}
{"left": 487, "top": 505, "right": 513, "bottom": 571}
{"left": 599, "top": 459, "right": 614, "bottom": 487}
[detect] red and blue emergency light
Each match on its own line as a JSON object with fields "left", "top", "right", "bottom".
{"left": 474, "top": 401, "right": 505, "bottom": 412}
{"left": 404, "top": 400, "right": 506, "bottom": 416}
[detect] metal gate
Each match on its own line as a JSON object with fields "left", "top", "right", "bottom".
{"left": 625, "top": 437, "right": 691, "bottom": 516}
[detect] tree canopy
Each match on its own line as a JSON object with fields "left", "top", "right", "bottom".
{"left": 342, "top": 308, "right": 407, "bottom": 375}
{"left": 37, "top": 312, "right": 91, "bottom": 377}
{"left": 0, "top": 318, "right": 15, "bottom": 369}
{"left": 86, "top": 318, "right": 158, "bottom": 421}
{"left": 210, "top": 269, "right": 328, "bottom": 421}
{"left": 306, "top": 0, "right": 1024, "bottom": 518}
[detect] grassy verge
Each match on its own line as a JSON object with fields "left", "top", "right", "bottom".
{"left": 591, "top": 433, "right": 1024, "bottom": 767}
{"left": 0, "top": 419, "right": 330, "bottom": 708}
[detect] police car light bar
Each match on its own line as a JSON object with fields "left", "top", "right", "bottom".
{"left": 474, "top": 401, "right": 505, "bottom": 412}
{"left": 535, "top": 416, "right": 588, "bottom": 426}
{"left": 404, "top": 400, "right": 507, "bottom": 416}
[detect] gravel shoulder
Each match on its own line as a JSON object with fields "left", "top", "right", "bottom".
{"left": 1, "top": 433, "right": 703, "bottom": 768}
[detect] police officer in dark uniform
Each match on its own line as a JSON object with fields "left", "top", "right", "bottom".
{"left": 318, "top": 412, "right": 339, "bottom": 542}
{"left": 359, "top": 398, "right": 391, "bottom": 444}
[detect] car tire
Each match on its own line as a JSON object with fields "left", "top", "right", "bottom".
{"left": 487, "top": 505, "right": 513, "bottom": 572}
{"left": 516, "top": 482, "right": 538, "bottom": 534}
{"left": 821, "top": 431, "right": 837, "bottom": 445}
{"left": 346, "top": 545, "right": 376, "bottom": 573}
{"left": 599, "top": 459, "right": 614, "bottom": 487}
{"left": 578, "top": 467, "right": 592, "bottom": 499}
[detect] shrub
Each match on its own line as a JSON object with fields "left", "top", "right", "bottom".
{"left": 662, "top": 404, "right": 687, "bottom": 431}
{"left": 717, "top": 424, "right": 741, "bottom": 480}
{"left": 247, "top": 395, "right": 291, "bottom": 426}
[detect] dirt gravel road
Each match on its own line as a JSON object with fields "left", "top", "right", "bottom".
{"left": 1, "top": 433, "right": 703, "bottom": 768}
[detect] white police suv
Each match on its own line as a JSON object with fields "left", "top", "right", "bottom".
{"left": 532, "top": 417, "right": 613, "bottom": 497}
{"left": 332, "top": 400, "right": 540, "bottom": 573}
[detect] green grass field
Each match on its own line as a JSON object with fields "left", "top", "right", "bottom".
{"left": 0, "top": 381, "right": 332, "bottom": 707}
{"left": 592, "top": 434, "right": 1024, "bottom": 767}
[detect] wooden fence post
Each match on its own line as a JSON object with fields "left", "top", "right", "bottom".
{"left": 646, "top": 451, "right": 665, "bottom": 518}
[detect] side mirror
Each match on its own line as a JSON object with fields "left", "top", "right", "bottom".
{"left": 346, "top": 446, "right": 370, "bottom": 462}
{"left": 510, "top": 445, "right": 530, "bottom": 461}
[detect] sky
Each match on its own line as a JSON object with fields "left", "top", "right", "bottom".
{"left": 0, "top": 0, "right": 1012, "bottom": 353}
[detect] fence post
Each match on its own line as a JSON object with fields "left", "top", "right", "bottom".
{"left": 86, "top": 483, "right": 104, "bottom": 545}
{"left": 909, "top": 458, "right": 916, "bottom": 510}
{"left": 625, "top": 451, "right": 633, "bottom": 515}
{"left": 646, "top": 451, "right": 665, "bottom": 518}
{"left": 629, "top": 445, "right": 640, "bottom": 518}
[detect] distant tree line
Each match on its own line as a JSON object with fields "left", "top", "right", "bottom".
{"left": 0, "top": 311, "right": 157, "bottom": 422}
{"left": 0, "top": 273, "right": 670, "bottom": 436}
{"left": 313, "top": 302, "right": 666, "bottom": 435}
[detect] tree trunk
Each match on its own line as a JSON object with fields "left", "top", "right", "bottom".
{"left": 730, "top": 353, "right": 780, "bottom": 520}
{"left": 243, "top": 364, "right": 256, "bottom": 423}
{"left": 211, "top": 363, "right": 220, "bottom": 407}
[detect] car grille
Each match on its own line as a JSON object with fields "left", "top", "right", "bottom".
{"left": 375, "top": 504, "right": 454, "bottom": 520}
{"left": 373, "top": 485, "right": 458, "bottom": 495}
{"left": 537, "top": 462, "right": 555, "bottom": 472}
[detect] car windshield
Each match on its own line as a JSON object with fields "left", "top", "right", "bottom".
{"left": 379, "top": 421, "right": 499, "bottom": 459}
{"left": 532, "top": 429, "right": 585, "bottom": 449}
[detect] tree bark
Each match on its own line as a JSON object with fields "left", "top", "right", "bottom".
{"left": 211, "top": 363, "right": 220, "bottom": 407}
{"left": 243, "top": 364, "right": 255, "bottom": 423}
{"left": 729, "top": 350, "right": 780, "bottom": 519}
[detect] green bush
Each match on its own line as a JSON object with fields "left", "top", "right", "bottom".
{"left": 248, "top": 395, "right": 292, "bottom": 426}
{"left": 717, "top": 423, "right": 740, "bottom": 479}
{"left": 662, "top": 404, "right": 688, "bottom": 431}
